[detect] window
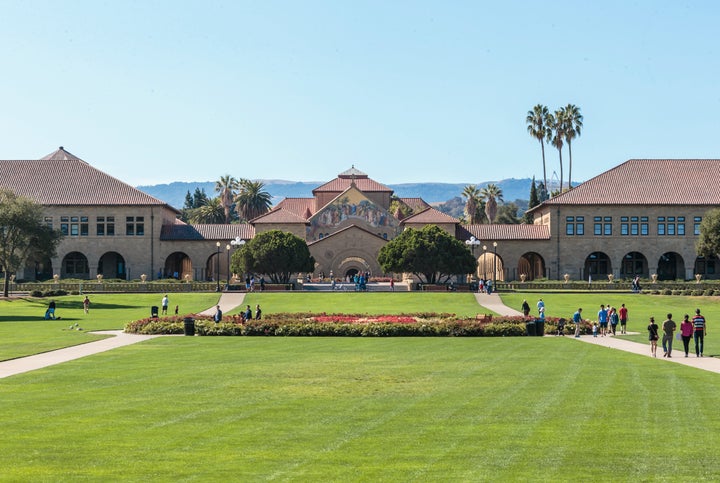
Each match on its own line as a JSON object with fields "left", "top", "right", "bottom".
{"left": 60, "top": 216, "right": 69, "bottom": 236}
{"left": 658, "top": 217, "right": 665, "bottom": 236}
{"left": 641, "top": 216, "right": 648, "bottom": 236}
{"left": 576, "top": 217, "right": 585, "bottom": 235}
{"left": 677, "top": 216, "right": 685, "bottom": 236}
{"left": 126, "top": 216, "right": 144, "bottom": 236}
{"left": 566, "top": 216, "right": 584, "bottom": 235}
{"left": 604, "top": 216, "right": 612, "bottom": 236}
{"left": 695, "top": 217, "right": 702, "bottom": 235}
{"left": 44, "top": 217, "right": 53, "bottom": 229}
{"left": 97, "top": 216, "right": 115, "bottom": 236}
{"left": 620, "top": 217, "right": 628, "bottom": 235}
{"left": 594, "top": 216, "right": 602, "bottom": 236}
{"left": 80, "top": 216, "right": 89, "bottom": 236}
{"left": 566, "top": 216, "right": 574, "bottom": 235}
{"left": 70, "top": 216, "right": 79, "bottom": 236}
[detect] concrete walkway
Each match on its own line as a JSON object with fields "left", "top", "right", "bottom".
{"left": 0, "top": 292, "right": 248, "bottom": 379}
{"left": 474, "top": 292, "right": 524, "bottom": 316}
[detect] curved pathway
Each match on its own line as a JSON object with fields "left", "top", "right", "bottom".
{"left": 0, "top": 292, "right": 247, "bottom": 379}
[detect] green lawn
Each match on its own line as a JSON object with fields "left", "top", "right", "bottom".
{"left": 2, "top": 336, "right": 720, "bottom": 480}
{"left": 0, "top": 293, "right": 220, "bottom": 360}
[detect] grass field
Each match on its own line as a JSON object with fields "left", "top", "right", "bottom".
{"left": 2, "top": 291, "right": 720, "bottom": 480}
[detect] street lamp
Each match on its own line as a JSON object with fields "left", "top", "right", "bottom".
{"left": 465, "top": 236, "right": 481, "bottom": 280}
{"left": 493, "top": 241, "right": 498, "bottom": 288}
{"left": 215, "top": 241, "right": 221, "bottom": 292}
{"left": 482, "top": 245, "right": 487, "bottom": 279}
{"left": 226, "top": 244, "right": 231, "bottom": 286}
{"left": 230, "top": 237, "right": 246, "bottom": 285}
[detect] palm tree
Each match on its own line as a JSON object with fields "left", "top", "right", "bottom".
{"left": 548, "top": 109, "right": 566, "bottom": 192}
{"left": 562, "top": 104, "right": 583, "bottom": 190}
{"left": 480, "top": 184, "right": 503, "bottom": 224}
{"left": 526, "top": 105, "right": 551, "bottom": 195}
{"left": 461, "top": 185, "right": 482, "bottom": 224}
{"left": 188, "top": 197, "right": 225, "bottom": 224}
{"left": 235, "top": 179, "right": 272, "bottom": 221}
{"left": 215, "top": 175, "right": 238, "bottom": 224}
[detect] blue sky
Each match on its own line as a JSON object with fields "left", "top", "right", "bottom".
{"left": 2, "top": 1, "right": 719, "bottom": 187}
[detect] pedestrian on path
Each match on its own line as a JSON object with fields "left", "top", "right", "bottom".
{"left": 522, "top": 300, "right": 530, "bottom": 317}
{"left": 662, "top": 313, "right": 676, "bottom": 357}
{"left": 573, "top": 308, "right": 583, "bottom": 338}
{"left": 648, "top": 317, "right": 659, "bottom": 357}
{"left": 537, "top": 298, "right": 544, "bottom": 316}
{"left": 692, "top": 308, "right": 707, "bottom": 357}
{"left": 598, "top": 304, "right": 608, "bottom": 336}
{"left": 609, "top": 306, "right": 619, "bottom": 335}
{"left": 83, "top": 296, "right": 90, "bottom": 314}
{"left": 619, "top": 303, "right": 628, "bottom": 334}
{"left": 680, "top": 314, "right": 693, "bottom": 357}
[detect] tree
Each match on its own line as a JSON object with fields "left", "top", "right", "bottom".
{"left": 215, "top": 175, "right": 238, "bottom": 224}
{"left": 548, "top": 109, "right": 566, "bottom": 192}
{"left": 377, "top": 225, "right": 477, "bottom": 284}
{"left": 188, "top": 197, "right": 225, "bottom": 224}
{"left": 524, "top": 177, "right": 540, "bottom": 224}
{"left": 696, "top": 209, "right": 720, "bottom": 259}
{"left": 233, "top": 230, "right": 315, "bottom": 283}
{"left": 462, "top": 185, "right": 483, "bottom": 224}
{"left": 0, "top": 190, "right": 62, "bottom": 297}
{"left": 235, "top": 179, "right": 272, "bottom": 221}
{"left": 480, "top": 184, "right": 504, "bottom": 224}
{"left": 181, "top": 188, "right": 210, "bottom": 222}
{"left": 562, "top": 104, "right": 583, "bottom": 190}
{"left": 496, "top": 203, "right": 522, "bottom": 224}
{"left": 526, "top": 104, "right": 551, "bottom": 196}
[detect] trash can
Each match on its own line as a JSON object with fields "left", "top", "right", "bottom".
{"left": 183, "top": 317, "right": 195, "bottom": 336}
{"left": 526, "top": 320, "right": 537, "bottom": 336}
{"left": 535, "top": 319, "right": 545, "bottom": 337}
{"left": 151, "top": 306, "right": 159, "bottom": 318}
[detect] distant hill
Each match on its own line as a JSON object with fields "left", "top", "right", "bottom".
{"left": 137, "top": 178, "right": 540, "bottom": 210}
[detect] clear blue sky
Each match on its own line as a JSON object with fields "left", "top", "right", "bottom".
{"left": 2, "top": 1, "right": 719, "bottom": 187}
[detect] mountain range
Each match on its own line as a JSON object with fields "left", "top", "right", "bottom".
{"left": 136, "top": 178, "right": 539, "bottom": 211}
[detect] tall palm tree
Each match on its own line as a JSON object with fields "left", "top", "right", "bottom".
{"left": 480, "top": 184, "right": 503, "bottom": 224}
{"left": 461, "top": 185, "right": 482, "bottom": 224}
{"left": 188, "top": 197, "right": 225, "bottom": 224}
{"left": 526, "top": 104, "right": 551, "bottom": 195}
{"left": 561, "top": 104, "right": 583, "bottom": 190}
{"left": 235, "top": 179, "right": 272, "bottom": 221}
{"left": 548, "top": 109, "right": 566, "bottom": 192}
{"left": 215, "top": 175, "right": 238, "bottom": 224}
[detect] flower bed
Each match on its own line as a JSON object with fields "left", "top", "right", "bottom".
{"left": 124, "top": 313, "right": 593, "bottom": 337}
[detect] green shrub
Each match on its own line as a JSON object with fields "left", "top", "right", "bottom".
{"left": 691, "top": 289, "right": 704, "bottom": 296}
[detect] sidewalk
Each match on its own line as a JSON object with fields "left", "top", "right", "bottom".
{"left": 474, "top": 292, "right": 720, "bottom": 375}
{"left": 0, "top": 292, "right": 248, "bottom": 379}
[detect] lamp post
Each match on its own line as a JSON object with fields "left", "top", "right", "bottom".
{"left": 482, "top": 245, "right": 487, "bottom": 280}
{"left": 230, "top": 237, "right": 246, "bottom": 285}
{"left": 226, "top": 244, "right": 231, "bottom": 287}
{"left": 465, "top": 236, "right": 481, "bottom": 280}
{"left": 215, "top": 241, "right": 221, "bottom": 292}
{"left": 493, "top": 241, "right": 498, "bottom": 287}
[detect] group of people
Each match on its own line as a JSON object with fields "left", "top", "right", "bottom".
{"left": 647, "top": 309, "right": 707, "bottom": 358}
{"left": 244, "top": 275, "right": 265, "bottom": 292}
{"left": 591, "top": 303, "right": 629, "bottom": 337}
{"left": 44, "top": 296, "right": 93, "bottom": 319}
{"left": 477, "top": 278, "right": 494, "bottom": 295}
{"left": 213, "top": 304, "right": 262, "bottom": 323}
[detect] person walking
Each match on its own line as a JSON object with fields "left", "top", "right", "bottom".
{"left": 648, "top": 316, "right": 659, "bottom": 357}
{"left": 255, "top": 304, "right": 262, "bottom": 320}
{"left": 161, "top": 295, "right": 169, "bottom": 315}
{"left": 83, "top": 296, "right": 90, "bottom": 314}
{"left": 662, "top": 313, "right": 676, "bottom": 357}
{"left": 244, "top": 304, "right": 253, "bottom": 320}
{"left": 598, "top": 304, "right": 608, "bottom": 336}
{"left": 609, "top": 306, "right": 619, "bottom": 336}
{"left": 619, "top": 303, "right": 628, "bottom": 334}
{"left": 680, "top": 314, "right": 693, "bottom": 357}
{"left": 213, "top": 305, "right": 223, "bottom": 323}
{"left": 522, "top": 300, "right": 530, "bottom": 317}
{"left": 692, "top": 308, "right": 707, "bottom": 357}
{"left": 573, "top": 308, "right": 583, "bottom": 338}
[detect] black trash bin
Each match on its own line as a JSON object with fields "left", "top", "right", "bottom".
{"left": 183, "top": 317, "right": 195, "bottom": 336}
{"left": 151, "top": 306, "right": 159, "bottom": 318}
{"left": 535, "top": 319, "right": 545, "bottom": 337}
{"left": 526, "top": 320, "right": 537, "bottom": 336}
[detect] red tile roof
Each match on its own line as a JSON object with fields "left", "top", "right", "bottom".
{"left": 161, "top": 223, "right": 255, "bottom": 241}
{"left": 538, "top": 159, "right": 720, "bottom": 207}
{"left": 401, "top": 207, "right": 459, "bottom": 224}
{"left": 251, "top": 208, "right": 309, "bottom": 224}
{"left": 460, "top": 224, "right": 551, "bottom": 241}
{"left": 0, "top": 147, "right": 176, "bottom": 211}
{"left": 399, "top": 197, "right": 431, "bottom": 212}
{"left": 313, "top": 177, "right": 393, "bottom": 193}
{"left": 273, "top": 197, "right": 315, "bottom": 218}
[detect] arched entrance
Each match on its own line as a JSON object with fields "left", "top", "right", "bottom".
{"left": 62, "top": 252, "right": 89, "bottom": 279}
{"left": 164, "top": 252, "right": 192, "bottom": 280}
{"left": 33, "top": 256, "right": 53, "bottom": 281}
{"left": 584, "top": 252, "right": 611, "bottom": 280}
{"left": 621, "top": 251, "right": 648, "bottom": 279}
{"left": 694, "top": 256, "right": 719, "bottom": 280}
{"left": 98, "top": 252, "right": 127, "bottom": 280}
{"left": 205, "top": 251, "right": 231, "bottom": 283}
{"left": 338, "top": 256, "right": 371, "bottom": 282}
{"left": 478, "top": 252, "right": 504, "bottom": 281}
{"left": 517, "top": 252, "right": 545, "bottom": 281}
{"left": 658, "top": 252, "right": 685, "bottom": 281}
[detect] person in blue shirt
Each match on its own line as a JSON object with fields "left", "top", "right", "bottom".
{"left": 598, "top": 304, "right": 609, "bottom": 336}
{"left": 573, "top": 308, "right": 583, "bottom": 337}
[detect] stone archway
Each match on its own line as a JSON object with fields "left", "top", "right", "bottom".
{"left": 164, "top": 252, "right": 192, "bottom": 280}
{"left": 584, "top": 252, "right": 611, "bottom": 280}
{"left": 694, "top": 256, "right": 720, "bottom": 280}
{"left": 620, "top": 251, "right": 648, "bottom": 279}
{"left": 62, "top": 251, "right": 89, "bottom": 279}
{"left": 98, "top": 251, "right": 127, "bottom": 280}
{"left": 658, "top": 252, "right": 685, "bottom": 281}
{"left": 517, "top": 252, "right": 545, "bottom": 281}
{"left": 478, "top": 252, "right": 504, "bottom": 281}
{"left": 337, "top": 256, "right": 372, "bottom": 281}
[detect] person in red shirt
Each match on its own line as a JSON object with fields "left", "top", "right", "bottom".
{"left": 619, "top": 303, "right": 628, "bottom": 334}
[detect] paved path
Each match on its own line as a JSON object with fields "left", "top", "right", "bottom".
{"left": 474, "top": 292, "right": 720, "bottom": 374}
{"left": 0, "top": 292, "right": 248, "bottom": 379}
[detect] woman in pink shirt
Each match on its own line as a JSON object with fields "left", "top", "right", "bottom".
{"left": 680, "top": 314, "right": 694, "bottom": 357}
